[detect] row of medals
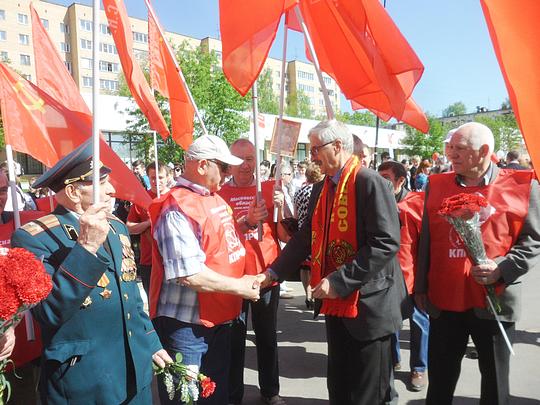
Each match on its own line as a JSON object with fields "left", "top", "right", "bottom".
{"left": 81, "top": 234, "right": 138, "bottom": 308}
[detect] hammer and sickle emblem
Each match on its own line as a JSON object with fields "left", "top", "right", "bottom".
{"left": 13, "top": 81, "right": 45, "bottom": 113}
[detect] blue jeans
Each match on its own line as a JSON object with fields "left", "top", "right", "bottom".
{"left": 392, "top": 305, "right": 429, "bottom": 372}
{"left": 154, "top": 316, "right": 232, "bottom": 404}
{"left": 229, "top": 285, "right": 280, "bottom": 403}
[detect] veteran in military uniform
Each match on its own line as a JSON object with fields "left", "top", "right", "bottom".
{"left": 11, "top": 140, "right": 171, "bottom": 405}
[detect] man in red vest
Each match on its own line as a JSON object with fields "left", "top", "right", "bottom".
{"left": 149, "top": 135, "right": 265, "bottom": 405}
{"left": 415, "top": 122, "right": 540, "bottom": 405}
{"left": 219, "top": 139, "right": 287, "bottom": 405}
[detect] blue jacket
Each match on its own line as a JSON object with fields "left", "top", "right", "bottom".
{"left": 11, "top": 205, "right": 162, "bottom": 404}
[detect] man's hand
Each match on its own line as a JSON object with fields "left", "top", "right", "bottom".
{"left": 78, "top": 202, "right": 112, "bottom": 255}
{"left": 152, "top": 349, "right": 173, "bottom": 369}
{"left": 312, "top": 278, "right": 338, "bottom": 299}
{"left": 257, "top": 271, "right": 273, "bottom": 289}
{"left": 414, "top": 293, "right": 428, "bottom": 312}
{"left": 236, "top": 275, "right": 261, "bottom": 301}
{"left": 471, "top": 259, "right": 501, "bottom": 285}
{"left": 246, "top": 199, "right": 268, "bottom": 226}
{"left": 0, "top": 326, "right": 15, "bottom": 361}
{"left": 273, "top": 186, "right": 285, "bottom": 209}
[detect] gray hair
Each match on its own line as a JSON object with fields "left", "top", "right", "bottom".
{"left": 308, "top": 120, "right": 354, "bottom": 153}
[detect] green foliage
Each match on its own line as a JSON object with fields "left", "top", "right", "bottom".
{"left": 402, "top": 115, "right": 446, "bottom": 158}
{"left": 336, "top": 110, "right": 378, "bottom": 127}
{"left": 285, "top": 89, "right": 312, "bottom": 118}
{"left": 256, "top": 70, "right": 279, "bottom": 115}
{"left": 121, "top": 42, "right": 250, "bottom": 162}
{"left": 474, "top": 113, "right": 522, "bottom": 153}
{"left": 442, "top": 101, "right": 467, "bottom": 117}
{"left": 500, "top": 97, "right": 511, "bottom": 110}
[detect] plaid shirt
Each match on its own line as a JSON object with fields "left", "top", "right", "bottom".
{"left": 153, "top": 177, "right": 208, "bottom": 325}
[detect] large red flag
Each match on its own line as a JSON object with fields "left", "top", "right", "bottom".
{"left": 481, "top": 0, "right": 540, "bottom": 178}
{"left": 219, "top": 0, "right": 297, "bottom": 96}
{"left": 102, "top": 0, "right": 169, "bottom": 139}
{"left": 146, "top": 0, "right": 195, "bottom": 150}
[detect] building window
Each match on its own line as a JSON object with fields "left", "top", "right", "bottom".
{"left": 81, "top": 57, "right": 93, "bottom": 69}
{"left": 133, "top": 32, "right": 148, "bottom": 43}
{"left": 99, "top": 43, "right": 117, "bottom": 54}
{"left": 82, "top": 76, "right": 93, "bottom": 87}
{"left": 0, "top": 51, "right": 8, "bottom": 62}
{"left": 80, "top": 39, "right": 92, "bottom": 50}
{"left": 64, "top": 61, "right": 72, "bottom": 73}
{"left": 19, "top": 34, "right": 30, "bottom": 46}
{"left": 0, "top": 10, "right": 5, "bottom": 21}
{"left": 298, "top": 70, "right": 314, "bottom": 81}
{"left": 100, "top": 24, "right": 111, "bottom": 35}
{"left": 20, "top": 54, "right": 31, "bottom": 65}
{"left": 133, "top": 49, "right": 148, "bottom": 61}
{"left": 99, "top": 60, "right": 119, "bottom": 73}
{"left": 298, "top": 83, "right": 314, "bottom": 93}
{"left": 41, "top": 18, "right": 49, "bottom": 30}
{"left": 80, "top": 19, "right": 92, "bottom": 32}
{"left": 60, "top": 22, "right": 70, "bottom": 34}
{"left": 0, "top": 31, "right": 6, "bottom": 41}
{"left": 323, "top": 76, "right": 332, "bottom": 86}
{"left": 18, "top": 13, "right": 29, "bottom": 25}
{"left": 100, "top": 79, "right": 119, "bottom": 92}
{"left": 60, "top": 42, "right": 71, "bottom": 53}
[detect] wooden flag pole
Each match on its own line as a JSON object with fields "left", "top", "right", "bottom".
{"left": 251, "top": 82, "right": 263, "bottom": 242}
{"left": 153, "top": 130, "right": 161, "bottom": 198}
{"left": 91, "top": 0, "right": 101, "bottom": 203}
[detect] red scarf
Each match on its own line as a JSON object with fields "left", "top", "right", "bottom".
{"left": 311, "top": 156, "right": 361, "bottom": 317}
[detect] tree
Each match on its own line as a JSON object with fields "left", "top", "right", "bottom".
{"left": 401, "top": 115, "right": 446, "bottom": 158}
{"left": 442, "top": 101, "right": 467, "bottom": 117}
{"left": 256, "top": 70, "right": 279, "bottom": 115}
{"left": 336, "top": 110, "right": 378, "bottom": 127}
{"left": 120, "top": 42, "right": 250, "bottom": 162}
{"left": 500, "top": 97, "right": 511, "bottom": 110}
{"left": 285, "top": 89, "right": 312, "bottom": 118}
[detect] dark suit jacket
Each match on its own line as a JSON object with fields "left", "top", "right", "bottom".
{"left": 11, "top": 206, "right": 162, "bottom": 405}
{"left": 505, "top": 162, "right": 527, "bottom": 170}
{"left": 271, "top": 167, "right": 405, "bottom": 342}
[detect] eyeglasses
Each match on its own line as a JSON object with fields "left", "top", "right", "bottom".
{"left": 282, "top": 172, "right": 292, "bottom": 176}
{"left": 310, "top": 141, "right": 334, "bottom": 155}
{"left": 208, "top": 159, "right": 230, "bottom": 172}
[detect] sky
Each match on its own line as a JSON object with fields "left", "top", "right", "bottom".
{"left": 52, "top": 0, "right": 510, "bottom": 117}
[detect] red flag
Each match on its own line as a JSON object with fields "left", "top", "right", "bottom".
{"left": 103, "top": 0, "right": 169, "bottom": 139}
{"left": 481, "top": 0, "right": 540, "bottom": 179}
{"left": 219, "top": 0, "right": 296, "bottom": 96}
{"left": 146, "top": 0, "right": 195, "bottom": 150}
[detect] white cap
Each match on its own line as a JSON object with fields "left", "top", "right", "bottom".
{"left": 443, "top": 128, "right": 457, "bottom": 143}
{"left": 185, "top": 135, "right": 243, "bottom": 166}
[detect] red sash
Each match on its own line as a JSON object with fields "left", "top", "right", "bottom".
{"left": 149, "top": 187, "right": 246, "bottom": 327}
{"left": 218, "top": 181, "right": 280, "bottom": 276}
{"left": 311, "top": 157, "right": 361, "bottom": 318}
{"left": 397, "top": 192, "right": 424, "bottom": 294}
{"left": 427, "top": 170, "right": 531, "bottom": 311}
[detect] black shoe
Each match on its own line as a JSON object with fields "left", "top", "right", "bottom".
{"left": 261, "top": 395, "right": 287, "bottom": 405}
{"left": 305, "top": 299, "right": 314, "bottom": 309}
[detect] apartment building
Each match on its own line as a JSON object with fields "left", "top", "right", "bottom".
{"left": 0, "top": 0, "right": 340, "bottom": 117}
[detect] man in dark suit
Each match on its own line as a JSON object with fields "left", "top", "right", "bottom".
{"left": 11, "top": 140, "right": 171, "bottom": 404}
{"left": 415, "top": 122, "right": 540, "bottom": 405}
{"left": 505, "top": 150, "right": 527, "bottom": 170}
{"left": 259, "top": 120, "right": 404, "bottom": 405}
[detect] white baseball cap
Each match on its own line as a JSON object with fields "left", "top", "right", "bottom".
{"left": 443, "top": 128, "right": 457, "bottom": 143}
{"left": 185, "top": 135, "right": 243, "bottom": 166}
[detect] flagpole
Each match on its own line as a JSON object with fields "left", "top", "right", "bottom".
{"left": 294, "top": 5, "right": 334, "bottom": 120}
{"left": 152, "top": 130, "right": 161, "bottom": 198}
{"left": 251, "top": 82, "right": 263, "bottom": 242}
{"left": 91, "top": 0, "right": 101, "bottom": 203}
{"left": 144, "top": 0, "right": 208, "bottom": 136}
{"left": 5, "top": 145, "right": 21, "bottom": 229}
{"left": 273, "top": 17, "right": 289, "bottom": 223}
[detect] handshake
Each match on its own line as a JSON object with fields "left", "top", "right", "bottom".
{"left": 236, "top": 272, "right": 274, "bottom": 301}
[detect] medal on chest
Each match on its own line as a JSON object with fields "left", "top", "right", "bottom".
{"left": 119, "top": 234, "right": 137, "bottom": 282}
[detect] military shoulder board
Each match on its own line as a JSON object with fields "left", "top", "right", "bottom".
{"left": 21, "top": 215, "right": 61, "bottom": 236}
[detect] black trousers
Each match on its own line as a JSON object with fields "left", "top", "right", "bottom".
{"left": 229, "top": 285, "right": 280, "bottom": 403}
{"left": 426, "top": 310, "right": 514, "bottom": 405}
{"left": 326, "top": 316, "right": 394, "bottom": 405}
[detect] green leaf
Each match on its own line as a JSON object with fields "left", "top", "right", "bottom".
{"left": 175, "top": 352, "right": 183, "bottom": 363}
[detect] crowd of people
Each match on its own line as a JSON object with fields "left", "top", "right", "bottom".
{"left": 0, "top": 119, "right": 537, "bottom": 405}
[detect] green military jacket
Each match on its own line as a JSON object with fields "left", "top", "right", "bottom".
{"left": 11, "top": 205, "right": 162, "bottom": 405}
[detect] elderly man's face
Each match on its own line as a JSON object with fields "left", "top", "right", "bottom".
{"left": 447, "top": 132, "right": 483, "bottom": 176}
{"left": 230, "top": 142, "right": 256, "bottom": 186}
{"left": 75, "top": 175, "right": 116, "bottom": 212}
{"left": 0, "top": 173, "right": 8, "bottom": 214}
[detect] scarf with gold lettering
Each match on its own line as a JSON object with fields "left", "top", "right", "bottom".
{"left": 311, "top": 156, "right": 361, "bottom": 317}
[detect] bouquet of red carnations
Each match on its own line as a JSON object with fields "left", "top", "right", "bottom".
{"left": 0, "top": 247, "right": 52, "bottom": 404}
{"left": 154, "top": 352, "right": 216, "bottom": 403}
{"left": 438, "top": 193, "right": 501, "bottom": 313}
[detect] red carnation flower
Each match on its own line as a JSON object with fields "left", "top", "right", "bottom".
{"left": 0, "top": 281, "right": 22, "bottom": 320}
{"left": 199, "top": 376, "right": 216, "bottom": 398}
